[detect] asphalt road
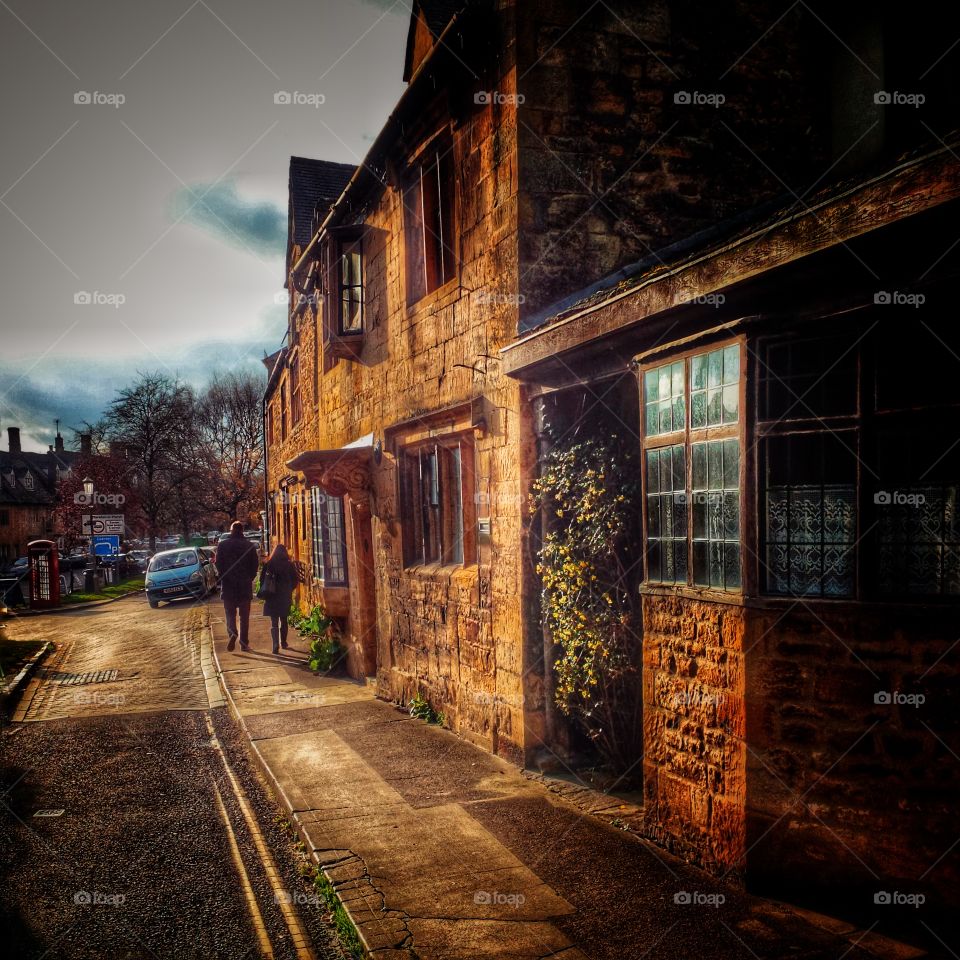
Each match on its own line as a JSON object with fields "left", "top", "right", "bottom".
{"left": 0, "top": 595, "right": 349, "bottom": 960}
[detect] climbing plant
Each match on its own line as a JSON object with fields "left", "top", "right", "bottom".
{"left": 531, "top": 425, "right": 644, "bottom": 776}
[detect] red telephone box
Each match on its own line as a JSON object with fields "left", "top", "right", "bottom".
{"left": 28, "top": 540, "right": 60, "bottom": 609}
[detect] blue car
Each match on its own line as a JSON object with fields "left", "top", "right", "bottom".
{"left": 145, "top": 548, "right": 217, "bottom": 608}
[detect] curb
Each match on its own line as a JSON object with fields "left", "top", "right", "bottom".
{"left": 6, "top": 589, "right": 145, "bottom": 617}
{"left": 1, "top": 640, "right": 52, "bottom": 716}
{"left": 210, "top": 629, "right": 374, "bottom": 959}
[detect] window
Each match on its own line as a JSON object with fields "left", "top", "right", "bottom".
{"left": 23, "top": 472, "right": 34, "bottom": 491}
{"left": 0, "top": 509, "right": 8, "bottom": 526}
{"left": 642, "top": 341, "right": 742, "bottom": 592}
{"left": 337, "top": 233, "right": 363, "bottom": 335}
{"left": 403, "top": 136, "right": 456, "bottom": 303}
{"left": 399, "top": 438, "right": 474, "bottom": 566}
{"left": 266, "top": 403, "right": 275, "bottom": 447}
{"left": 280, "top": 382, "right": 288, "bottom": 441}
{"left": 310, "top": 488, "right": 347, "bottom": 585}
{"left": 758, "top": 311, "right": 959, "bottom": 598}
{"left": 290, "top": 355, "right": 302, "bottom": 426}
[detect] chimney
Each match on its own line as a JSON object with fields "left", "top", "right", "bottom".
{"left": 7, "top": 427, "right": 21, "bottom": 454}
{"left": 80, "top": 432, "right": 92, "bottom": 457}
{"left": 55, "top": 432, "right": 65, "bottom": 453}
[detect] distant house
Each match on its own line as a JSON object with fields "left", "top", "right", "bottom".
{"left": 0, "top": 427, "right": 78, "bottom": 565}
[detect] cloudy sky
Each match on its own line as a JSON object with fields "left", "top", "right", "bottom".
{"left": 0, "top": 0, "right": 408, "bottom": 450}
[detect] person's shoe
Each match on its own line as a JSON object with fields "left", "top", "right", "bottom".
{"left": 240, "top": 643, "right": 250, "bottom": 651}
{"left": 272, "top": 646, "right": 279, "bottom": 655}
{"left": 226, "top": 637, "right": 236, "bottom": 652}
{"left": 280, "top": 642, "right": 289, "bottom": 649}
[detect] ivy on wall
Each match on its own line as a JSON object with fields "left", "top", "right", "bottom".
{"left": 531, "top": 428, "right": 644, "bottom": 776}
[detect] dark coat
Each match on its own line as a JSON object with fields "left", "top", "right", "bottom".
{"left": 216, "top": 533, "right": 260, "bottom": 602}
{"left": 261, "top": 556, "right": 299, "bottom": 618}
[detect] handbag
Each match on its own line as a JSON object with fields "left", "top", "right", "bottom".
{"left": 257, "top": 569, "right": 277, "bottom": 598}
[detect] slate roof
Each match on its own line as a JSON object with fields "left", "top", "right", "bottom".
{"left": 0, "top": 448, "right": 78, "bottom": 506}
{"left": 418, "top": 0, "right": 465, "bottom": 37}
{"left": 288, "top": 157, "right": 356, "bottom": 248}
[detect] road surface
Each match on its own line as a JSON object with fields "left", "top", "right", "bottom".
{"left": 0, "top": 594, "right": 348, "bottom": 960}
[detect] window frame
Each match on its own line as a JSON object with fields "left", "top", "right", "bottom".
{"left": 402, "top": 131, "right": 457, "bottom": 305}
{"left": 289, "top": 352, "right": 302, "bottom": 427}
{"left": 639, "top": 336, "right": 747, "bottom": 596}
{"left": 309, "top": 487, "right": 348, "bottom": 586}
{"left": 398, "top": 433, "right": 476, "bottom": 569}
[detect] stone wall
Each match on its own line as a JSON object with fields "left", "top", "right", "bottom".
{"left": 515, "top": 0, "right": 830, "bottom": 316}
{"left": 745, "top": 603, "right": 960, "bottom": 910}
{"left": 641, "top": 593, "right": 746, "bottom": 875}
{"left": 0, "top": 505, "right": 51, "bottom": 564}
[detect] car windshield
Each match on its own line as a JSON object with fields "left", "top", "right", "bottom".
{"left": 148, "top": 550, "right": 197, "bottom": 572}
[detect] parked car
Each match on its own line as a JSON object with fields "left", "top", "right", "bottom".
{"left": 197, "top": 546, "right": 219, "bottom": 585}
{"left": 144, "top": 548, "right": 217, "bottom": 608}
{"left": 128, "top": 549, "right": 152, "bottom": 572}
{"left": 4, "top": 557, "right": 28, "bottom": 578}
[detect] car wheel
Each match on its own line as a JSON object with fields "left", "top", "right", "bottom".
{"left": 148, "top": 598, "right": 159, "bottom": 609}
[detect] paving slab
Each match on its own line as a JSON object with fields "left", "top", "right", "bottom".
{"left": 210, "top": 604, "right": 944, "bottom": 960}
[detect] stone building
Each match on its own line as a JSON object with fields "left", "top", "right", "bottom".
{"left": 0, "top": 427, "right": 77, "bottom": 565}
{"left": 264, "top": 0, "right": 959, "bottom": 915}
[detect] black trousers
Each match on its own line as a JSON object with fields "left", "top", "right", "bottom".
{"left": 269, "top": 615, "right": 288, "bottom": 650}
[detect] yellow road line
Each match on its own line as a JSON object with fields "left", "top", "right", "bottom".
{"left": 212, "top": 779, "right": 275, "bottom": 959}
{"left": 205, "top": 714, "right": 318, "bottom": 960}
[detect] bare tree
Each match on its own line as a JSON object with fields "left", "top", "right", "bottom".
{"left": 195, "top": 370, "right": 265, "bottom": 527}
{"left": 105, "top": 373, "right": 195, "bottom": 550}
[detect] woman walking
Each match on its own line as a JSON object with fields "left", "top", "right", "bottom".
{"left": 260, "top": 544, "right": 300, "bottom": 654}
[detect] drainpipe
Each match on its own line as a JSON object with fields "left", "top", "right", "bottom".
{"left": 262, "top": 394, "right": 269, "bottom": 552}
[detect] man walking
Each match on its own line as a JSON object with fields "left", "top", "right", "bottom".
{"left": 216, "top": 521, "right": 260, "bottom": 651}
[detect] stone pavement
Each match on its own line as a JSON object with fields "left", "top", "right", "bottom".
{"left": 210, "top": 605, "right": 933, "bottom": 960}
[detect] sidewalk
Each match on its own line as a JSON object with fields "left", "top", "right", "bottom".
{"left": 210, "top": 607, "right": 926, "bottom": 960}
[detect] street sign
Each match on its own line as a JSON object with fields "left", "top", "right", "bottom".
{"left": 91, "top": 535, "right": 121, "bottom": 556}
{"left": 82, "top": 514, "right": 125, "bottom": 535}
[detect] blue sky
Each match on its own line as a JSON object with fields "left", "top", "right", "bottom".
{"left": 0, "top": 0, "right": 408, "bottom": 449}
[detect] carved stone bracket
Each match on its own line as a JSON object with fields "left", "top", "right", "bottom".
{"left": 286, "top": 447, "right": 373, "bottom": 513}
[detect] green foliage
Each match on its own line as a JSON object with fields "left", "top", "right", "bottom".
{"left": 288, "top": 604, "right": 345, "bottom": 673}
{"left": 313, "top": 869, "right": 365, "bottom": 959}
{"left": 409, "top": 692, "right": 445, "bottom": 726}
{"left": 530, "top": 430, "right": 644, "bottom": 775}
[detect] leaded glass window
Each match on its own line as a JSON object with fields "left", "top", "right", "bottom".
{"left": 692, "top": 439, "right": 741, "bottom": 590}
{"left": 644, "top": 361, "right": 685, "bottom": 436}
{"left": 646, "top": 445, "right": 687, "bottom": 583}
{"left": 310, "top": 488, "right": 347, "bottom": 586}
{"left": 640, "top": 340, "right": 743, "bottom": 593}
